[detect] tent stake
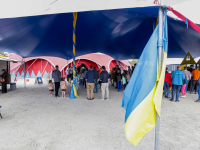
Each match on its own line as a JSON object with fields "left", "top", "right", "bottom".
{"left": 155, "top": 6, "right": 163, "bottom": 150}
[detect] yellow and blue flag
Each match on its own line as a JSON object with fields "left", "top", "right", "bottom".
{"left": 121, "top": 12, "right": 168, "bottom": 146}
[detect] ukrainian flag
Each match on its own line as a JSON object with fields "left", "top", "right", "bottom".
{"left": 122, "top": 12, "right": 168, "bottom": 145}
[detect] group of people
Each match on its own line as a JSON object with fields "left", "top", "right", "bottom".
{"left": 110, "top": 64, "right": 136, "bottom": 91}
{"left": 49, "top": 64, "right": 137, "bottom": 100}
{"left": 164, "top": 65, "right": 200, "bottom": 102}
{"left": 50, "top": 65, "right": 110, "bottom": 100}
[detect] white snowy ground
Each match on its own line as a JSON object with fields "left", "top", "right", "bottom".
{"left": 0, "top": 78, "right": 200, "bottom": 150}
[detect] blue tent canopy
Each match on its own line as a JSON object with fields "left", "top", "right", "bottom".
{"left": 0, "top": 6, "right": 199, "bottom": 60}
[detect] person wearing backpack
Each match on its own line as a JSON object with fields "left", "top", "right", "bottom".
{"left": 0, "top": 69, "right": 10, "bottom": 93}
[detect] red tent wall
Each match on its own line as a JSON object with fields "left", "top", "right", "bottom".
{"left": 17, "top": 59, "right": 53, "bottom": 78}
{"left": 109, "top": 60, "right": 117, "bottom": 70}
{"left": 62, "top": 59, "right": 99, "bottom": 77}
{"left": 118, "top": 61, "right": 128, "bottom": 71}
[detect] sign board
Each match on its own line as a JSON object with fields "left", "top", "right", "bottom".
{"left": 34, "top": 77, "right": 43, "bottom": 85}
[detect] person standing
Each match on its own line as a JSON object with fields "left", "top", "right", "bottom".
{"left": 183, "top": 67, "right": 191, "bottom": 93}
{"left": 190, "top": 67, "right": 200, "bottom": 94}
{"left": 181, "top": 77, "right": 187, "bottom": 98}
{"left": 122, "top": 73, "right": 127, "bottom": 91}
{"left": 85, "top": 66, "right": 97, "bottom": 100}
{"left": 128, "top": 66, "right": 132, "bottom": 75}
{"left": 165, "top": 67, "right": 169, "bottom": 74}
{"left": 110, "top": 68, "right": 115, "bottom": 86}
{"left": 48, "top": 80, "right": 54, "bottom": 96}
{"left": 79, "top": 71, "right": 84, "bottom": 89}
{"left": 126, "top": 71, "right": 131, "bottom": 84}
{"left": 188, "top": 65, "right": 195, "bottom": 92}
{"left": 69, "top": 66, "right": 73, "bottom": 81}
{"left": 66, "top": 66, "right": 71, "bottom": 83}
{"left": 0, "top": 69, "right": 10, "bottom": 93}
{"left": 60, "top": 77, "right": 67, "bottom": 98}
{"left": 115, "top": 65, "right": 121, "bottom": 73}
{"left": 170, "top": 66, "right": 185, "bottom": 102}
{"left": 188, "top": 65, "right": 195, "bottom": 72}
{"left": 98, "top": 68, "right": 102, "bottom": 90}
{"left": 83, "top": 68, "right": 88, "bottom": 88}
{"left": 196, "top": 78, "right": 200, "bottom": 102}
{"left": 164, "top": 71, "right": 172, "bottom": 98}
{"left": 52, "top": 65, "right": 61, "bottom": 97}
{"left": 100, "top": 66, "right": 109, "bottom": 100}
{"left": 131, "top": 63, "right": 136, "bottom": 75}
{"left": 93, "top": 67, "right": 99, "bottom": 93}
{"left": 114, "top": 67, "right": 120, "bottom": 89}
{"left": 116, "top": 69, "right": 122, "bottom": 91}
{"left": 81, "top": 67, "right": 85, "bottom": 73}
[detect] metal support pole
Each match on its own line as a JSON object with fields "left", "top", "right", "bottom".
{"left": 41, "top": 59, "right": 42, "bottom": 77}
{"left": 155, "top": 6, "right": 163, "bottom": 150}
{"left": 23, "top": 58, "right": 26, "bottom": 88}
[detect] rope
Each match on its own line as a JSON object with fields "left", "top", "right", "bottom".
{"left": 70, "top": 12, "right": 79, "bottom": 99}
{"left": 73, "top": 12, "right": 77, "bottom": 80}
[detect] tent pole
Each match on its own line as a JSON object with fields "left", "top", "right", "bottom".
{"left": 23, "top": 57, "right": 26, "bottom": 88}
{"left": 155, "top": 6, "right": 163, "bottom": 150}
{"left": 41, "top": 59, "right": 42, "bottom": 77}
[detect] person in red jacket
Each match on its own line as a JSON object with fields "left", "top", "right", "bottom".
{"left": 164, "top": 71, "right": 172, "bottom": 98}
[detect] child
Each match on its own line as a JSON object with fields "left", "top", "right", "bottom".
{"left": 181, "top": 77, "right": 187, "bottom": 98}
{"left": 122, "top": 73, "right": 127, "bottom": 91}
{"left": 60, "top": 77, "right": 67, "bottom": 98}
{"left": 116, "top": 70, "right": 122, "bottom": 91}
{"left": 48, "top": 80, "right": 54, "bottom": 96}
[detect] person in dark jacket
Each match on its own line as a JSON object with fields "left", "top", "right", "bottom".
{"left": 93, "top": 67, "right": 99, "bottom": 93}
{"left": 114, "top": 67, "right": 120, "bottom": 88}
{"left": 100, "top": 66, "right": 109, "bottom": 100}
{"left": 52, "top": 65, "right": 61, "bottom": 97}
{"left": 116, "top": 69, "right": 122, "bottom": 91}
{"left": 0, "top": 69, "right": 10, "bottom": 93}
{"left": 86, "top": 65, "right": 97, "bottom": 100}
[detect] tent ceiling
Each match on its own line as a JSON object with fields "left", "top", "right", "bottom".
{"left": 0, "top": 0, "right": 192, "bottom": 19}
{"left": 0, "top": 6, "right": 199, "bottom": 60}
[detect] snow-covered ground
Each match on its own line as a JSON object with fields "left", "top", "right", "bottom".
{"left": 0, "top": 79, "right": 200, "bottom": 150}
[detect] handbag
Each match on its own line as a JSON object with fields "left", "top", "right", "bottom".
{"left": 0, "top": 78, "right": 5, "bottom": 82}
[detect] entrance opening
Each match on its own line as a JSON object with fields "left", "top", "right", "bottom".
{"left": 77, "top": 64, "right": 88, "bottom": 72}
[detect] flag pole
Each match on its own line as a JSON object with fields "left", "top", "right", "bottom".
{"left": 155, "top": 5, "right": 163, "bottom": 150}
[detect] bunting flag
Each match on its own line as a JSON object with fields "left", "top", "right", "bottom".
{"left": 121, "top": 10, "right": 168, "bottom": 145}
{"left": 70, "top": 12, "right": 79, "bottom": 99}
{"left": 168, "top": 6, "right": 200, "bottom": 33}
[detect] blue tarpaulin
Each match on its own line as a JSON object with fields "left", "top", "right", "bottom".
{"left": 0, "top": 6, "right": 199, "bottom": 60}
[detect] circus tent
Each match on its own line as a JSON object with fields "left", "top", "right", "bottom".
{"left": 9, "top": 53, "right": 130, "bottom": 78}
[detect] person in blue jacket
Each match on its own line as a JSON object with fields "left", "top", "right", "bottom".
{"left": 171, "top": 66, "right": 185, "bottom": 102}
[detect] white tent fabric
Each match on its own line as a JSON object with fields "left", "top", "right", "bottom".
{"left": 168, "top": 0, "right": 200, "bottom": 24}
{"left": 0, "top": 0, "right": 192, "bottom": 19}
{"left": 166, "top": 58, "right": 183, "bottom": 65}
